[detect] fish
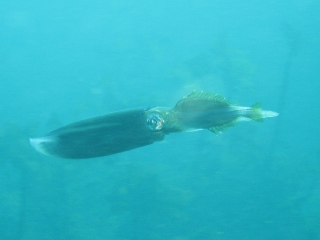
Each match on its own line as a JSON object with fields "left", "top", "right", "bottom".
{"left": 167, "top": 91, "right": 278, "bottom": 134}
{"left": 30, "top": 91, "right": 278, "bottom": 159}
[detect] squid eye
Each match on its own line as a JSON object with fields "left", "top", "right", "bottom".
{"left": 146, "top": 113, "right": 165, "bottom": 130}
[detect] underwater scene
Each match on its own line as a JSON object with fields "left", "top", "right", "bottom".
{"left": 1, "top": 0, "right": 319, "bottom": 239}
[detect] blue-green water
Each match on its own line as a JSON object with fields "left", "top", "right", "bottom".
{"left": 1, "top": 0, "right": 320, "bottom": 239}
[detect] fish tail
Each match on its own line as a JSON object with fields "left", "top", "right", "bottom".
{"left": 247, "top": 103, "right": 279, "bottom": 122}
